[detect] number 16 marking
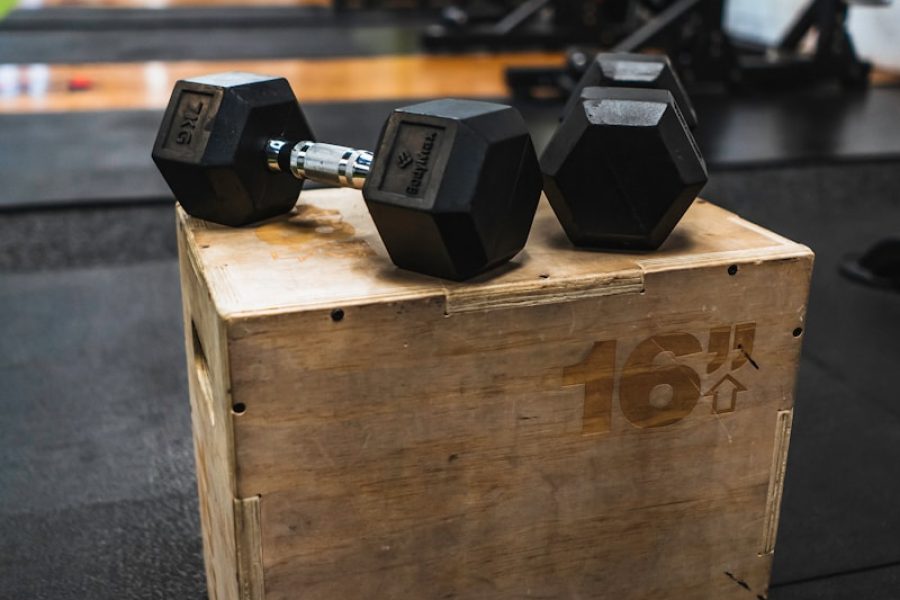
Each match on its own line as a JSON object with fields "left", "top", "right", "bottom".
{"left": 564, "top": 333, "right": 706, "bottom": 434}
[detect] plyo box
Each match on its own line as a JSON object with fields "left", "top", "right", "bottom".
{"left": 177, "top": 188, "right": 813, "bottom": 600}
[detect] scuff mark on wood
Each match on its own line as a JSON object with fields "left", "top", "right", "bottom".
{"left": 738, "top": 344, "right": 760, "bottom": 370}
{"left": 724, "top": 571, "right": 767, "bottom": 598}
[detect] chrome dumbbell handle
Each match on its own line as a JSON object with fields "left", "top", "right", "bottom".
{"left": 266, "top": 138, "right": 373, "bottom": 190}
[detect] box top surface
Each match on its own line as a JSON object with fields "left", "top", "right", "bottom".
{"left": 177, "top": 189, "right": 811, "bottom": 318}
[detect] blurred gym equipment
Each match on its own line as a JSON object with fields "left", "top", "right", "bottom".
{"left": 422, "top": 0, "right": 635, "bottom": 49}
{"left": 841, "top": 238, "right": 900, "bottom": 291}
{"left": 502, "top": 0, "right": 892, "bottom": 102}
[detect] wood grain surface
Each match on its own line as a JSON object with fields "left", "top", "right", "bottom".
{"left": 0, "top": 53, "right": 565, "bottom": 114}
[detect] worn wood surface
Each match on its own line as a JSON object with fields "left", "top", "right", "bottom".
{"left": 178, "top": 189, "right": 813, "bottom": 599}
{"left": 179, "top": 222, "right": 241, "bottom": 600}
{"left": 182, "top": 189, "right": 809, "bottom": 317}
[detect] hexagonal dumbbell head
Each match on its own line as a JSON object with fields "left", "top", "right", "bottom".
{"left": 563, "top": 52, "right": 698, "bottom": 129}
{"left": 541, "top": 87, "right": 708, "bottom": 250}
{"left": 364, "top": 99, "right": 542, "bottom": 281}
{"left": 152, "top": 73, "right": 314, "bottom": 226}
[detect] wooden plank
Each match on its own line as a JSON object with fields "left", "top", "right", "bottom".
{"left": 235, "top": 496, "right": 265, "bottom": 600}
{"left": 0, "top": 53, "right": 565, "bottom": 114}
{"left": 1, "top": 56, "right": 895, "bottom": 115}
{"left": 180, "top": 191, "right": 809, "bottom": 318}
{"left": 178, "top": 217, "right": 241, "bottom": 600}
{"left": 871, "top": 68, "right": 900, "bottom": 87}
{"left": 15, "top": 0, "right": 329, "bottom": 6}
{"left": 762, "top": 408, "right": 793, "bottom": 555}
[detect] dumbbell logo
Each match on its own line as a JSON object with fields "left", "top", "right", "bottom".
{"left": 405, "top": 131, "right": 438, "bottom": 196}
{"left": 395, "top": 151, "right": 413, "bottom": 169}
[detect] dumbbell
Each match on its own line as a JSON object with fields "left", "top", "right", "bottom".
{"left": 561, "top": 52, "right": 698, "bottom": 129}
{"left": 152, "top": 73, "right": 542, "bottom": 281}
{"left": 542, "top": 53, "right": 708, "bottom": 250}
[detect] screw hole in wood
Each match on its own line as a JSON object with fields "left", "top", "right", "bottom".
{"left": 232, "top": 402, "right": 246, "bottom": 415}
{"left": 331, "top": 308, "right": 344, "bottom": 322}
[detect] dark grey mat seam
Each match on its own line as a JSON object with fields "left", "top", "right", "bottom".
{"left": 0, "top": 26, "right": 424, "bottom": 63}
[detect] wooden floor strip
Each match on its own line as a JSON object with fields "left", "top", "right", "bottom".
{"left": 14, "top": 0, "right": 329, "bottom": 7}
{"left": 0, "top": 53, "right": 565, "bottom": 114}
{"left": 1, "top": 53, "right": 896, "bottom": 115}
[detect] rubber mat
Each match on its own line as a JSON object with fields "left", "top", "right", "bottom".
{"left": 3, "top": 163, "right": 900, "bottom": 597}
{"left": 3, "top": 89, "right": 900, "bottom": 210}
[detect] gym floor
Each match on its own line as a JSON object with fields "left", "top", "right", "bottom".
{"left": 2, "top": 3, "right": 900, "bottom": 599}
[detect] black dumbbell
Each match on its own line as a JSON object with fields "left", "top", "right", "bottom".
{"left": 562, "top": 52, "right": 698, "bottom": 129}
{"left": 152, "top": 72, "right": 542, "bottom": 281}
{"left": 541, "top": 53, "right": 708, "bottom": 250}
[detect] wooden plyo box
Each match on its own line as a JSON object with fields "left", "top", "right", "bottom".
{"left": 177, "top": 189, "right": 813, "bottom": 600}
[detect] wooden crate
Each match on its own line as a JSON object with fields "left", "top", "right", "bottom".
{"left": 177, "top": 189, "right": 812, "bottom": 600}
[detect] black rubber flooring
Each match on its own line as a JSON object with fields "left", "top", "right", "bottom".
{"left": 3, "top": 87, "right": 900, "bottom": 211}
{"left": 0, "top": 25, "right": 423, "bottom": 63}
{"left": 2, "top": 161, "right": 900, "bottom": 598}
{"left": 0, "top": 259, "right": 203, "bottom": 599}
{"left": 0, "top": 7, "right": 425, "bottom": 63}
{"left": 705, "top": 165, "right": 900, "bottom": 589}
{"left": 0, "top": 102, "right": 406, "bottom": 209}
